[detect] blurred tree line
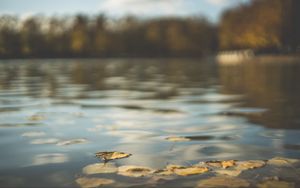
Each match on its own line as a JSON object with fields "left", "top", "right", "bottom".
{"left": 0, "top": 0, "right": 299, "bottom": 58}
{"left": 0, "top": 14, "right": 217, "bottom": 58}
{"left": 219, "top": 0, "right": 300, "bottom": 52}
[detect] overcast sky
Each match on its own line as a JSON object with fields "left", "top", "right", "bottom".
{"left": 0, "top": 0, "right": 248, "bottom": 21}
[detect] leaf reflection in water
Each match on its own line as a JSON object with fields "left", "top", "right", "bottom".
{"left": 32, "top": 153, "right": 69, "bottom": 166}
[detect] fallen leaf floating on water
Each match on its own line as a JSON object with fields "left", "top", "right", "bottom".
{"left": 82, "top": 163, "right": 117, "bottom": 175}
{"left": 165, "top": 136, "right": 190, "bottom": 142}
{"left": 95, "top": 151, "right": 131, "bottom": 162}
{"left": 164, "top": 164, "right": 209, "bottom": 176}
{"left": 236, "top": 160, "right": 266, "bottom": 170}
{"left": 56, "top": 138, "right": 88, "bottom": 146}
{"left": 215, "top": 169, "right": 242, "bottom": 177}
{"left": 206, "top": 160, "right": 236, "bottom": 169}
{"left": 27, "top": 115, "right": 46, "bottom": 121}
{"left": 75, "top": 177, "right": 114, "bottom": 188}
{"left": 257, "top": 180, "right": 295, "bottom": 188}
{"left": 267, "top": 157, "right": 300, "bottom": 167}
{"left": 118, "top": 165, "right": 155, "bottom": 177}
{"left": 197, "top": 176, "right": 250, "bottom": 188}
{"left": 173, "top": 166, "right": 209, "bottom": 176}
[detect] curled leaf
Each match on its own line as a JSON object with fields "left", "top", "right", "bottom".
{"left": 82, "top": 163, "right": 117, "bottom": 175}
{"left": 118, "top": 165, "right": 154, "bottom": 177}
{"left": 75, "top": 177, "right": 114, "bottom": 188}
{"left": 95, "top": 151, "right": 131, "bottom": 161}
{"left": 197, "top": 176, "right": 250, "bottom": 188}
{"left": 206, "top": 160, "right": 236, "bottom": 169}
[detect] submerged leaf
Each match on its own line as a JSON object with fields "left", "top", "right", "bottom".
{"left": 56, "top": 138, "right": 88, "bottom": 146}
{"left": 236, "top": 160, "right": 266, "bottom": 170}
{"left": 197, "top": 176, "right": 250, "bottom": 188}
{"left": 257, "top": 180, "right": 295, "bottom": 188}
{"left": 165, "top": 136, "right": 190, "bottom": 142}
{"left": 118, "top": 165, "right": 154, "bottom": 177}
{"left": 82, "top": 163, "right": 117, "bottom": 175}
{"left": 95, "top": 151, "right": 131, "bottom": 161}
{"left": 267, "top": 157, "right": 300, "bottom": 167}
{"left": 75, "top": 177, "right": 114, "bottom": 188}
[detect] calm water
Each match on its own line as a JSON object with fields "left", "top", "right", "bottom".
{"left": 0, "top": 59, "right": 300, "bottom": 187}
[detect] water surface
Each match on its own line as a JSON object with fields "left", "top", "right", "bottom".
{"left": 0, "top": 59, "right": 300, "bottom": 187}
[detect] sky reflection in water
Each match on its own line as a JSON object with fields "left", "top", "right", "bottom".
{"left": 0, "top": 59, "right": 300, "bottom": 187}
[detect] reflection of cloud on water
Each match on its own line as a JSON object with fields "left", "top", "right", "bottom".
{"left": 31, "top": 153, "right": 69, "bottom": 166}
{"left": 105, "top": 130, "right": 157, "bottom": 143}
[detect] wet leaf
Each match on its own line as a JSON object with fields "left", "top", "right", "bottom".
{"left": 197, "top": 176, "right": 250, "bottom": 188}
{"left": 75, "top": 177, "right": 114, "bottom": 188}
{"left": 82, "top": 163, "right": 117, "bottom": 175}
{"left": 95, "top": 151, "right": 131, "bottom": 161}
{"left": 56, "top": 138, "right": 88, "bottom": 146}
{"left": 267, "top": 157, "right": 300, "bottom": 167}
{"left": 118, "top": 165, "right": 154, "bottom": 177}
{"left": 173, "top": 166, "right": 209, "bottom": 176}
{"left": 236, "top": 160, "right": 266, "bottom": 170}
{"left": 215, "top": 169, "right": 242, "bottom": 177}
{"left": 165, "top": 136, "right": 190, "bottom": 142}
{"left": 27, "top": 115, "right": 46, "bottom": 121}
{"left": 154, "top": 169, "right": 174, "bottom": 176}
{"left": 257, "top": 180, "right": 295, "bottom": 188}
{"left": 206, "top": 160, "right": 236, "bottom": 169}
{"left": 21, "top": 131, "right": 46, "bottom": 137}
{"left": 166, "top": 164, "right": 185, "bottom": 171}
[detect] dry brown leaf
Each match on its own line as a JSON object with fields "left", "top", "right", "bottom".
{"left": 82, "top": 163, "right": 117, "bottom": 175}
{"left": 118, "top": 165, "right": 154, "bottom": 177}
{"left": 165, "top": 136, "right": 190, "bottom": 142}
{"left": 197, "top": 176, "right": 250, "bottom": 188}
{"left": 75, "top": 177, "right": 114, "bottom": 188}
{"left": 166, "top": 164, "right": 185, "bottom": 171}
{"left": 95, "top": 151, "right": 131, "bottom": 161}
{"left": 221, "top": 160, "right": 236, "bottom": 168}
{"left": 257, "top": 180, "right": 295, "bottom": 188}
{"left": 205, "top": 160, "right": 236, "bottom": 169}
{"left": 236, "top": 160, "right": 266, "bottom": 170}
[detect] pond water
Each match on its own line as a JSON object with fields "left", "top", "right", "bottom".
{"left": 0, "top": 59, "right": 300, "bottom": 187}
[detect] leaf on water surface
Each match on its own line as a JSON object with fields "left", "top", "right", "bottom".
{"left": 173, "top": 166, "right": 209, "bottom": 176}
{"left": 118, "top": 165, "right": 155, "bottom": 177}
{"left": 165, "top": 136, "right": 190, "bottom": 142}
{"left": 27, "top": 115, "right": 46, "bottom": 121}
{"left": 21, "top": 131, "right": 46, "bottom": 137}
{"left": 267, "top": 157, "right": 300, "bottom": 167}
{"left": 257, "top": 180, "right": 295, "bottom": 188}
{"left": 82, "top": 163, "right": 117, "bottom": 175}
{"left": 56, "top": 138, "right": 88, "bottom": 146}
{"left": 30, "top": 138, "right": 59, "bottom": 144}
{"left": 206, "top": 160, "right": 236, "bottom": 169}
{"left": 197, "top": 176, "right": 250, "bottom": 188}
{"left": 75, "top": 177, "right": 114, "bottom": 188}
{"left": 95, "top": 151, "right": 131, "bottom": 161}
{"left": 154, "top": 169, "right": 174, "bottom": 176}
{"left": 164, "top": 164, "right": 209, "bottom": 176}
{"left": 236, "top": 160, "right": 266, "bottom": 170}
{"left": 215, "top": 169, "right": 242, "bottom": 177}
